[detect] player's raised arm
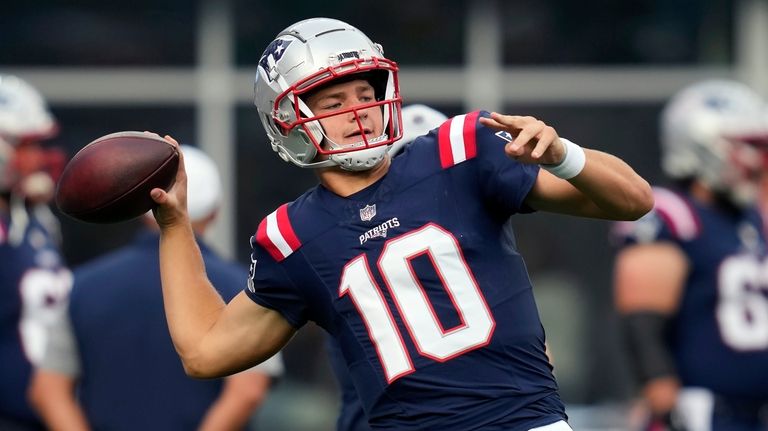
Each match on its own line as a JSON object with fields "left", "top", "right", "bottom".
{"left": 479, "top": 113, "right": 653, "bottom": 220}
{"left": 150, "top": 138, "right": 294, "bottom": 378}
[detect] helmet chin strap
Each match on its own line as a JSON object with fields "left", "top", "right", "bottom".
{"left": 282, "top": 133, "right": 390, "bottom": 171}
{"left": 327, "top": 134, "right": 390, "bottom": 171}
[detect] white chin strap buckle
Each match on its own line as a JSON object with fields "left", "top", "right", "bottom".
{"left": 331, "top": 135, "right": 390, "bottom": 171}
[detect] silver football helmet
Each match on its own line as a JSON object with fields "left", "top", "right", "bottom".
{"left": 661, "top": 79, "right": 768, "bottom": 207}
{"left": 0, "top": 74, "right": 59, "bottom": 193}
{"left": 253, "top": 18, "right": 403, "bottom": 171}
{"left": 180, "top": 145, "right": 222, "bottom": 222}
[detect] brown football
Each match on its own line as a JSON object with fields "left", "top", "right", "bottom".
{"left": 56, "top": 131, "right": 179, "bottom": 224}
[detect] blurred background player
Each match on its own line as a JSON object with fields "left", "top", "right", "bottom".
{"left": 387, "top": 104, "right": 448, "bottom": 158}
{"left": 0, "top": 74, "right": 69, "bottom": 431}
{"left": 28, "top": 145, "right": 284, "bottom": 431}
{"left": 612, "top": 79, "right": 768, "bottom": 430}
{"left": 325, "top": 104, "right": 448, "bottom": 431}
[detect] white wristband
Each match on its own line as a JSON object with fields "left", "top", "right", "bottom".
{"left": 541, "top": 138, "right": 585, "bottom": 180}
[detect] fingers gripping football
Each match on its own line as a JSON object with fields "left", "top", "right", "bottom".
{"left": 150, "top": 135, "right": 190, "bottom": 229}
{"left": 479, "top": 113, "right": 565, "bottom": 165}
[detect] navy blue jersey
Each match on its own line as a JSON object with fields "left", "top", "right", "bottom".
{"left": 246, "top": 111, "right": 565, "bottom": 430}
{"left": 613, "top": 187, "right": 768, "bottom": 398}
{"left": 0, "top": 208, "right": 70, "bottom": 428}
{"left": 68, "top": 229, "right": 248, "bottom": 431}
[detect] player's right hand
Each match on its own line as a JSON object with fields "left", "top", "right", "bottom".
{"left": 150, "top": 134, "right": 190, "bottom": 230}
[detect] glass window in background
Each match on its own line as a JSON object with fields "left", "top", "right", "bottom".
{"left": 234, "top": 0, "right": 467, "bottom": 66}
{"left": 0, "top": 1, "right": 196, "bottom": 66}
{"left": 500, "top": 0, "right": 734, "bottom": 65}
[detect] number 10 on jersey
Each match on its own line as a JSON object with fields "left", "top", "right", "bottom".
{"left": 339, "top": 223, "right": 496, "bottom": 382}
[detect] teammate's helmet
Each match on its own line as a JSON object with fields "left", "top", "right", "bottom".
{"left": 388, "top": 104, "right": 448, "bottom": 157}
{"left": 180, "top": 145, "right": 222, "bottom": 222}
{"left": 0, "top": 75, "right": 58, "bottom": 193}
{"left": 254, "top": 18, "right": 402, "bottom": 171}
{"left": 661, "top": 79, "right": 768, "bottom": 207}
{"left": 0, "top": 75, "right": 57, "bottom": 144}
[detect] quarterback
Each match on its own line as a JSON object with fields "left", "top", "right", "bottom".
{"left": 151, "top": 18, "right": 653, "bottom": 430}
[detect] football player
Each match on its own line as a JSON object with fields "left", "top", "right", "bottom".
{"left": 613, "top": 80, "right": 768, "bottom": 430}
{"left": 150, "top": 18, "right": 653, "bottom": 430}
{"left": 0, "top": 74, "right": 70, "bottom": 430}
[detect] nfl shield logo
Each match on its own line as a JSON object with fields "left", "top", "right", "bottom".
{"left": 359, "top": 204, "right": 376, "bottom": 222}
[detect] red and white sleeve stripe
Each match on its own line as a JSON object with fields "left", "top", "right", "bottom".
{"left": 652, "top": 187, "right": 701, "bottom": 241}
{"left": 255, "top": 203, "right": 301, "bottom": 262}
{"left": 438, "top": 111, "right": 480, "bottom": 168}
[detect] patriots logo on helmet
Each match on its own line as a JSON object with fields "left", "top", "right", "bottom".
{"left": 259, "top": 39, "right": 292, "bottom": 81}
{"left": 705, "top": 96, "right": 729, "bottom": 111}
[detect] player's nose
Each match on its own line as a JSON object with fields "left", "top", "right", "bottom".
{"left": 346, "top": 108, "right": 367, "bottom": 123}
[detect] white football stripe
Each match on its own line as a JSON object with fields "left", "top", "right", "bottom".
{"left": 266, "top": 210, "right": 293, "bottom": 258}
{"left": 449, "top": 114, "right": 467, "bottom": 163}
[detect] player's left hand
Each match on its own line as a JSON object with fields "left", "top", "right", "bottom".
{"left": 479, "top": 113, "right": 566, "bottom": 165}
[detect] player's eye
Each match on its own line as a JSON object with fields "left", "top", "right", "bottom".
{"left": 321, "top": 102, "right": 342, "bottom": 110}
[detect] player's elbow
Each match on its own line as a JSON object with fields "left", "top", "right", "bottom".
{"left": 182, "top": 360, "right": 222, "bottom": 379}
{"left": 608, "top": 178, "right": 654, "bottom": 221}
{"left": 182, "top": 364, "right": 219, "bottom": 379}
{"left": 179, "top": 352, "right": 228, "bottom": 379}
{"left": 624, "top": 179, "right": 654, "bottom": 220}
